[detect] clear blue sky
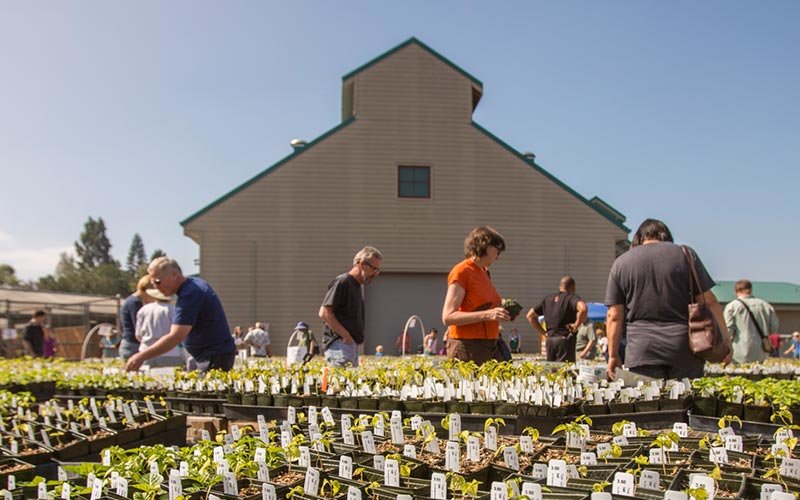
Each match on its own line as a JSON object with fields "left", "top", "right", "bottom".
{"left": 2, "top": 1, "right": 798, "bottom": 285}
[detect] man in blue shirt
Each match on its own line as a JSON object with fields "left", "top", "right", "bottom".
{"left": 125, "top": 257, "right": 235, "bottom": 372}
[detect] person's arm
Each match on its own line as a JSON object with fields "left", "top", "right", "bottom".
{"left": 22, "top": 340, "right": 34, "bottom": 356}
{"left": 606, "top": 304, "right": 624, "bottom": 379}
{"left": 784, "top": 342, "right": 794, "bottom": 356}
{"left": 319, "top": 306, "right": 354, "bottom": 344}
{"left": 768, "top": 306, "right": 780, "bottom": 335}
{"left": 701, "top": 290, "right": 732, "bottom": 364}
{"left": 125, "top": 325, "right": 191, "bottom": 371}
{"left": 442, "top": 283, "right": 509, "bottom": 326}
{"left": 525, "top": 308, "right": 546, "bottom": 337}
{"left": 579, "top": 331, "right": 596, "bottom": 359}
{"left": 723, "top": 303, "right": 737, "bottom": 341}
{"left": 570, "top": 301, "right": 588, "bottom": 332}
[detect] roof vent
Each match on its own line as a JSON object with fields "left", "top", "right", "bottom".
{"left": 290, "top": 139, "right": 308, "bottom": 152}
{"left": 523, "top": 151, "right": 536, "bottom": 162}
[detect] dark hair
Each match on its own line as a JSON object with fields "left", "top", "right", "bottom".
{"left": 33, "top": 310, "right": 46, "bottom": 318}
{"left": 560, "top": 275, "right": 576, "bottom": 290}
{"left": 735, "top": 279, "right": 753, "bottom": 293}
{"left": 631, "top": 219, "right": 674, "bottom": 247}
{"left": 429, "top": 328, "right": 438, "bottom": 334}
{"left": 464, "top": 226, "right": 506, "bottom": 258}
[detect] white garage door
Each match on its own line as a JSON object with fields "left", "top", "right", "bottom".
{"left": 364, "top": 273, "right": 447, "bottom": 355}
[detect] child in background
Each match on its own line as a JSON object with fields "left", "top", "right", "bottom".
{"left": 375, "top": 345, "right": 384, "bottom": 356}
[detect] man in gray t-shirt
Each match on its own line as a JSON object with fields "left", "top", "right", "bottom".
{"left": 604, "top": 219, "right": 729, "bottom": 379}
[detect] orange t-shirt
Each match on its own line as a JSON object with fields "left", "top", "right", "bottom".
{"left": 446, "top": 258, "right": 501, "bottom": 340}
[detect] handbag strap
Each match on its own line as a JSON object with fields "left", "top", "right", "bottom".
{"left": 681, "top": 245, "right": 706, "bottom": 306}
{"left": 736, "top": 298, "right": 767, "bottom": 339}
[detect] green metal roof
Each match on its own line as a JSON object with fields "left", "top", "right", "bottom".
{"left": 180, "top": 117, "right": 355, "bottom": 226}
{"left": 341, "top": 37, "right": 483, "bottom": 89}
{"left": 712, "top": 281, "right": 800, "bottom": 305}
{"left": 471, "top": 121, "right": 631, "bottom": 233}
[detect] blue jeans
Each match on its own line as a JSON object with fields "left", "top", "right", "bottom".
{"left": 118, "top": 338, "right": 140, "bottom": 360}
{"left": 324, "top": 339, "right": 359, "bottom": 367}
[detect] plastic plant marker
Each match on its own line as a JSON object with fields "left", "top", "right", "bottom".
{"left": 262, "top": 483, "right": 277, "bottom": 500}
{"left": 391, "top": 416, "right": 404, "bottom": 444}
{"left": 60, "top": 482, "right": 70, "bottom": 500}
{"left": 170, "top": 470, "right": 184, "bottom": 499}
{"left": 339, "top": 456, "right": 352, "bottom": 479}
{"left": 467, "top": 436, "right": 480, "bottom": 462}
{"left": 404, "top": 444, "right": 417, "bottom": 459}
{"left": 374, "top": 414, "right": 385, "bottom": 437}
{"left": 299, "top": 445, "right": 310, "bottom": 467}
{"left": 504, "top": 446, "right": 520, "bottom": 471}
{"left": 532, "top": 463, "right": 547, "bottom": 480}
{"left": 362, "top": 431, "right": 376, "bottom": 454}
{"left": 612, "top": 472, "right": 635, "bottom": 496}
{"left": 257, "top": 461, "right": 269, "bottom": 481}
{"left": 6, "top": 477, "right": 12, "bottom": 492}
{"left": 346, "top": 485, "right": 361, "bottom": 500}
{"left": 522, "top": 482, "right": 542, "bottom": 500}
{"left": 430, "top": 472, "right": 447, "bottom": 500}
{"left": 711, "top": 446, "right": 729, "bottom": 464}
{"left": 446, "top": 440, "right": 460, "bottom": 472}
{"left": 689, "top": 474, "right": 715, "bottom": 499}
{"left": 649, "top": 448, "right": 664, "bottom": 464}
{"left": 591, "top": 494, "right": 612, "bottom": 500}
{"left": 490, "top": 482, "right": 508, "bottom": 500}
{"left": 308, "top": 406, "right": 318, "bottom": 425}
{"left": 780, "top": 457, "right": 800, "bottom": 480}
{"left": 613, "top": 435, "right": 629, "bottom": 446}
{"left": 547, "top": 459, "right": 568, "bottom": 487}
{"left": 639, "top": 470, "right": 660, "bottom": 490}
{"left": 485, "top": 425, "right": 498, "bottom": 451}
{"left": 322, "top": 407, "right": 334, "bottom": 424}
{"left": 596, "top": 443, "right": 611, "bottom": 457}
{"left": 770, "top": 493, "right": 795, "bottom": 500}
{"left": 581, "top": 452, "right": 598, "bottom": 465}
{"left": 116, "top": 477, "right": 128, "bottom": 497}
{"left": 39, "top": 482, "right": 49, "bottom": 500}
{"left": 761, "top": 483, "right": 783, "bottom": 500}
{"left": 673, "top": 423, "right": 688, "bottom": 438}
{"left": 304, "top": 467, "right": 320, "bottom": 496}
{"left": 384, "top": 458, "right": 400, "bottom": 487}
{"left": 449, "top": 414, "right": 461, "bottom": 441}
{"left": 373, "top": 454, "right": 385, "bottom": 470}
{"left": 725, "top": 435, "right": 743, "bottom": 452}
{"left": 520, "top": 435, "right": 534, "bottom": 454}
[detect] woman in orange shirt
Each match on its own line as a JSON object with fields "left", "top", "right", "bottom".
{"left": 442, "top": 226, "right": 510, "bottom": 364}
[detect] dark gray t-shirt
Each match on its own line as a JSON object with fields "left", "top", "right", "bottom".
{"left": 604, "top": 242, "right": 715, "bottom": 368}
{"left": 321, "top": 273, "right": 364, "bottom": 348}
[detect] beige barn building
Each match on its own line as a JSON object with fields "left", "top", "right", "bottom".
{"left": 181, "top": 38, "right": 630, "bottom": 354}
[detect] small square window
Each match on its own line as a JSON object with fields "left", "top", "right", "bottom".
{"left": 398, "top": 166, "right": 430, "bottom": 198}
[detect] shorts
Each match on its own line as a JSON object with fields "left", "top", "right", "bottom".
{"left": 546, "top": 335, "right": 577, "bottom": 362}
{"left": 446, "top": 338, "right": 502, "bottom": 365}
{"left": 324, "top": 339, "right": 359, "bottom": 367}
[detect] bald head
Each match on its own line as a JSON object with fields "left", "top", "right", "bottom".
{"left": 559, "top": 275, "right": 576, "bottom": 292}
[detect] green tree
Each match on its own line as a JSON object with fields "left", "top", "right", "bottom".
{"left": 126, "top": 233, "right": 147, "bottom": 273}
{"left": 0, "top": 264, "right": 20, "bottom": 286}
{"left": 75, "top": 217, "right": 115, "bottom": 269}
{"left": 150, "top": 248, "right": 166, "bottom": 261}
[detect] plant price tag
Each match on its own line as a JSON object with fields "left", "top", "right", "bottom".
{"left": 384, "top": 458, "right": 400, "bottom": 487}
{"left": 116, "top": 477, "right": 128, "bottom": 497}
{"left": 725, "top": 435, "right": 743, "bottom": 453}
{"left": 231, "top": 424, "right": 241, "bottom": 441}
{"left": 299, "top": 446, "right": 310, "bottom": 467}
{"left": 373, "top": 414, "right": 385, "bottom": 437}
{"left": 485, "top": 425, "right": 498, "bottom": 451}
{"left": 321, "top": 407, "right": 335, "bottom": 425}
{"left": 346, "top": 485, "right": 361, "bottom": 500}
{"left": 222, "top": 472, "right": 237, "bottom": 496}
{"left": 622, "top": 422, "right": 637, "bottom": 438}
{"left": 308, "top": 406, "right": 318, "bottom": 426}
{"left": 612, "top": 471, "right": 634, "bottom": 496}
{"left": 105, "top": 406, "right": 117, "bottom": 424}
{"left": 711, "top": 446, "right": 729, "bottom": 465}
{"left": 213, "top": 446, "right": 225, "bottom": 463}
{"left": 448, "top": 414, "right": 461, "bottom": 441}
{"left": 287, "top": 406, "right": 296, "bottom": 424}
{"left": 690, "top": 474, "right": 715, "bottom": 499}
{"left": 145, "top": 399, "right": 156, "bottom": 414}
{"left": 596, "top": 443, "right": 611, "bottom": 458}
{"left": 343, "top": 429, "right": 355, "bottom": 446}
{"left": 430, "top": 472, "right": 447, "bottom": 500}
{"left": 200, "top": 429, "right": 211, "bottom": 441}
{"left": 338, "top": 456, "right": 352, "bottom": 479}
{"left": 410, "top": 415, "right": 423, "bottom": 430}
{"left": 547, "top": 459, "right": 568, "bottom": 487}
{"left": 780, "top": 457, "right": 800, "bottom": 479}
{"left": 591, "top": 494, "right": 612, "bottom": 500}
{"left": 639, "top": 470, "right": 660, "bottom": 490}
{"left": 520, "top": 435, "right": 534, "bottom": 454}
{"left": 254, "top": 447, "right": 266, "bottom": 463}
{"left": 373, "top": 454, "right": 385, "bottom": 470}
{"left": 123, "top": 403, "right": 134, "bottom": 423}
{"left": 467, "top": 436, "right": 480, "bottom": 462}
{"left": 673, "top": 422, "right": 688, "bottom": 438}
{"left": 40, "top": 429, "right": 51, "bottom": 448}
{"left": 490, "top": 481, "right": 508, "bottom": 500}
{"left": 776, "top": 429, "right": 793, "bottom": 444}
{"left": 522, "top": 482, "right": 542, "bottom": 500}
{"left": 6, "top": 476, "right": 13, "bottom": 491}
{"left": 390, "top": 416, "right": 404, "bottom": 444}
{"left": 169, "top": 470, "right": 183, "bottom": 500}
{"left": 404, "top": 444, "right": 417, "bottom": 459}
{"left": 580, "top": 452, "right": 597, "bottom": 466}
{"left": 361, "top": 431, "right": 376, "bottom": 454}
{"left": 503, "top": 446, "right": 520, "bottom": 471}
{"left": 718, "top": 426, "right": 735, "bottom": 438}
{"left": 256, "top": 461, "right": 269, "bottom": 482}
{"left": 649, "top": 448, "right": 663, "bottom": 464}
{"left": 612, "top": 435, "right": 628, "bottom": 446}
{"left": 446, "top": 440, "right": 460, "bottom": 472}
{"left": 304, "top": 467, "right": 320, "bottom": 496}
{"left": 769, "top": 492, "right": 795, "bottom": 500}
{"left": 102, "top": 449, "right": 111, "bottom": 466}
{"left": 760, "top": 483, "right": 783, "bottom": 500}
{"left": 39, "top": 481, "right": 49, "bottom": 500}
{"left": 280, "top": 430, "right": 291, "bottom": 449}
{"left": 532, "top": 463, "right": 547, "bottom": 480}
{"left": 663, "top": 492, "right": 688, "bottom": 500}
{"left": 341, "top": 415, "right": 352, "bottom": 434}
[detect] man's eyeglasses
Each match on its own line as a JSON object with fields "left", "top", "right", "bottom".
{"left": 362, "top": 261, "right": 381, "bottom": 273}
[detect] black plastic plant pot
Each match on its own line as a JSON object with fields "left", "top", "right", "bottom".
{"left": 423, "top": 401, "right": 446, "bottom": 413}
{"left": 285, "top": 395, "right": 305, "bottom": 408}
{"left": 272, "top": 394, "right": 288, "bottom": 408}
{"left": 581, "top": 402, "right": 610, "bottom": 415}
{"left": 716, "top": 400, "right": 744, "bottom": 419}
{"left": 256, "top": 393, "right": 273, "bottom": 407}
{"left": 445, "top": 401, "right": 470, "bottom": 414}
{"left": 356, "top": 397, "right": 379, "bottom": 410}
{"left": 403, "top": 399, "right": 427, "bottom": 413}
{"left": 743, "top": 404, "right": 773, "bottom": 423}
{"left": 692, "top": 396, "right": 718, "bottom": 416}
{"left": 659, "top": 396, "right": 692, "bottom": 411}
{"left": 493, "top": 401, "right": 520, "bottom": 416}
{"left": 338, "top": 397, "right": 359, "bottom": 410}
{"left": 319, "top": 395, "right": 339, "bottom": 409}
{"left": 669, "top": 468, "right": 745, "bottom": 497}
{"left": 608, "top": 402, "right": 635, "bottom": 414}
{"left": 0, "top": 457, "right": 35, "bottom": 482}
{"left": 468, "top": 401, "right": 494, "bottom": 415}
{"left": 1, "top": 442, "right": 55, "bottom": 466}
{"left": 241, "top": 394, "right": 257, "bottom": 406}
{"left": 547, "top": 402, "right": 580, "bottom": 418}
{"left": 302, "top": 395, "right": 322, "bottom": 408}
{"left": 378, "top": 398, "right": 405, "bottom": 412}
{"left": 140, "top": 415, "right": 169, "bottom": 437}
{"left": 634, "top": 399, "right": 660, "bottom": 413}
{"left": 738, "top": 475, "right": 797, "bottom": 499}
{"left": 226, "top": 392, "right": 242, "bottom": 405}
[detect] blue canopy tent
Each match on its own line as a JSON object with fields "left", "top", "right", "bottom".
{"left": 587, "top": 302, "right": 608, "bottom": 321}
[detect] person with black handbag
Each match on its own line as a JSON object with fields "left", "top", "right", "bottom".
{"left": 723, "top": 279, "right": 780, "bottom": 364}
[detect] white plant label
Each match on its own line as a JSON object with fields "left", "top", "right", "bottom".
{"left": 321, "top": 407, "right": 335, "bottom": 425}
{"left": 40, "top": 430, "right": 51, "bottom": 448}
{"left": 150, "top": 461, "right": 160, "bottom": 476}
{"left": 257, "top": 461, "right": 269, "bottom": 482}
{"left": 230, "top": 424, "right": 240, "bottom": 441}
{"left": 430, "top": 472, "right": 447, "bottom": 500}
{"left": 123, "top": 403, "right": 134, "bottom": 423}
{"left": 772, "top": 443, "right": 790, "bottom": 457}
{"left": 612, "top": 472, "right": 634, "bottom": 496}
{"left": 591, "top": 493, "right": 612, "bottom": 500}
{"left": 410, "top": 415, "right": 422, "bottom": 430}
{"left": 201, "top": 429, "right": 211, "bottom": 441}
{"left": 223, "top": 472, "right": 237, "bottom": 496}
{"left": 346, "top": 486, "right": 361, "bottom": 500}
{"left": 404, "top": 444, "right": 417, "bottom": 459}
{"left": 280, "top": 430, "right": 291, "bottom": 449}
{"left": 9, "top": 441, "right": 17, "bottom": 455}
{"left": 770, "top": 493, "right": 795, "bottom": 500}
{"left": 520, "top": 435, "right": 534, "bottom": 454}
{"left": 213, "top": 446, "right": 224, "bottom": 463}
{"left": 341, "top": 415, "right": 352, "bottom": 434}
{"left": 446, "top": 440, "right": 460, "bottom": 472}
{"left": 581, "top": 452, "right": 598, "bottom": 465}
{"left": 145, "top": 399, "right": 156, "bottom": 414}
{"left": 87, "top": 473, "right": 96, "bottom": 488}
{"left": 532, "top": 463, "right": 547, "bottom": 480}
{"left": 639, "top": 469, "right": 660, "bottom": 490}
{"left": 689, "top": 474, "right": 716, "bottom": 499}
{"left": 58, "top": 467, "right": 68, "bottom": 482}
{"left": 287, "top": 406, "right": 296, "bottom": 424}
{"left": 374, "top": 414, "right": 385, "bottom": 437}
{"left": 6, "top": 476, "right": 14, "bottom": 491}
{"left": 39, "top": 481, "right": 50, "bottom": 500}
{"left": 224, "top": 433, "right": 234, "bottom": 447}
{"left": 254, "top": 447, "right": 266, "bottom": 463}
{"left": 649, "top": 448, "right": 663, "bottom": 464}
{"left": 262, "top": 483, "right": 277, "bottom": 500}
{"left": 343, "top": 429, "right": 355, "bottom": 446}
{"left": 384, "top": 458, "right": 400, "bottom": 487}
{"left": 567, "top": 431, "right": 584, "bottom": 450}
{"left": 522, "top": 482, "right": 542, "bottom": 500}
{"left": 711, "top": 446, "right": 729, "bottom": 465}
{"left": 503, "top": 446, "right": 520, "bottom": 471}
{"left": 467, "top": 436, "right": 480, "bottom": 462}
{"left": 60, "top": 481, "right": 71, "bottom": 499}
{"left": 130, "top": 402, "right": 140, "bottom": 416}
{"left": 490, "top": 482, "right": 508, "bottom": 500}
{"left": 116, "top": 477, "right": 128, "bottom": 497}
{"left": 391, "top": 417, "right": 404, "bottom": 444}
{"left": 304, "top": 467, "right": 320, "bottom": 497}
{"left": 373, "top": 454, "right": 385, "bottom": 470}
{"left": 673, "top": 422, "right": 688, "bottom": 438}
{"left": 179, "top": 461, "right": 189, "bottom": 477}
{"left": 547, "top": 459, "right": 568, "bottom": 487}
{"left": 568, "top": 465, "right": 580, "bottom": 479}
{"left": 760, "top": 483, "right": 783, "bottom": 500}
{"left": 361, "top": 431, "right": 376, "bottom": 454}
{"left": 448, "top": 414, "right": 461, "bottom": 441}
{"left": 776, "top": 429, "right": 792, "bottom": 445}
{"left": 623, "top": 422, "right": 637, "bottom": 438}
{"left": 338, "top": 456, "right": 353, "bottom": 479}
{"left": 307, "top": 406, "right": 317, "bottom": 425}
{"left": 663, "top": 491, "right": 688, "bottom": 500}
{"left": 780, "top": 457, "right": 800, "bottom": 479}
{"left": 718, "top": 426, "right": 735, "bottom": 438}
{"left": 102, "top": 449, "right": 111, "bottom": 466}
{"left": 169, "top": 470, "right": 183, "bottom": 499}
{"left": 596, "top": 442, "right": 611, "bottom": 458}
{"left": 613, "top": 435, "right": 628, "bottom": 446}
{"left": 298, "top": 446, "right": 310, "bottom": 467}
{"left": 485, "top": 425, "right": 498, "bottom": 451}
